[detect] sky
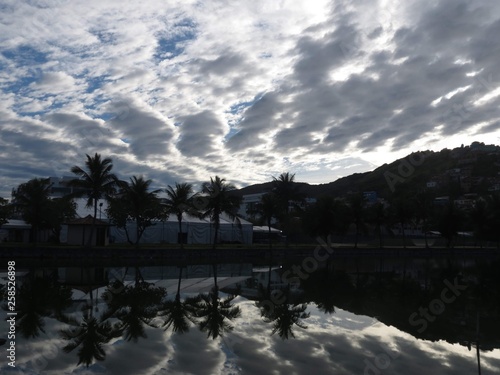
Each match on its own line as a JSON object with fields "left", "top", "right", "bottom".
{"left": 1, "top": 0, "right": 500, "bottom": 197}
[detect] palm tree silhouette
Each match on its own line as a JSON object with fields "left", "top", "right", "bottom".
{"left": 255, "top": 192, "right": 279, "bottom": 251}
{"left": 200, "top": 176, "right": 242, "bottom": 251}
{"left": 191, "top": 263, "right": 241, "bottom": 339}
{"left": 272, "top": 172, "right": 302, "bottom": 246}
{"left": 109, "top": 176, "right": 162, "bottom": 246}
{"left": 163, "top": 182, "right": 195, "bottom": 249}
{"left": 60, "top": 310, "right": 122, "bottom": 367}
{"left": 192, "top": 287, "right": 241, "bottom": 339}
{"left": 68, "top": 153, "right": 121, "bottom": 247}
{"left": 159, "top": 266, "right": 198, "bottom": 333}
{"left": 257, "top": 285, "right": 309, "bottom": 340}
{"left": 102, "top": 268, "right": 166, "bottom": 342}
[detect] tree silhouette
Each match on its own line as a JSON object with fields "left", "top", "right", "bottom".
{"left": 159, "top": 266, "right": 198, "bottom": 334}
{"left": 438, "top": 202, "right": 465, "bottom": 248}
{"left": 469, "top": 197, "right": 488, "bottom": 248}
{"left": 11, "top": 274, "right": 72, "bottom": 338}
{"left": 163, "top": 182, "right": 195, "bottom": 249}
{"left": 0, "top": 197, "right": 11, "bottom": 227}
{"left": 11, "top": 178, "right": 52, "bottom": 243}
{"left": 68, "top": 153, "right": 121, "bottom": 247}
{"left": 190, "top": 262, "right": 241, "bottom": 339}
{"left": 253, "top": 192, "right": 279, "bottom": 250}
{"left": 200, "top": 176, "right": 242, "bottom": 251}
{"left": 192, "top": 287, "right": 241, "bottom": 339}
{"left": 107, "top": 176, "right": 163, "bottom": 246}
{"left": 272, "top": 172, "right": 303, "bottom": 246}
{"left": 46, "top": 196, "right": 77, "bottom": 243}
{"left": 366, "top": 202, "right": 387, "bottom": 248}
{"left": 348, "top": 193, "right": 367, "bottom": 248}
{"left": 60, "top": 311, "right": 122, "bottom": 367}
{"left": 102, "top": 268, "right": 166, "bottom": 342}
{"left": 256, "top": 286, "right": 309, "bottom": 340}
{"left": 302, "top": 195, "right": 342, "bottom": 244}
{"left": 414, "top": 190, "right": 433, "bottom": 248}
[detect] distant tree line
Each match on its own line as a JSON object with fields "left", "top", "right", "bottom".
{"left": 2, "top": 152, "right": 500, "bottom": 248}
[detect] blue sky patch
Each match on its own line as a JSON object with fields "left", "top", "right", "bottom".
{"left": 154, "top": 19, "right": 197, "bottom": 61}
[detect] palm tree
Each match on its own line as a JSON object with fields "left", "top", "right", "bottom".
{"left": 164, "top": 183, "right": 195, "bottom": 249}
{"left": 414, "top": 190, "right": 433, "bottom": 248}
{"left": 272, "top": 172, "right": 303, "bottom": 246}
{"left": 110, "top": 176, "right": 162, "bottom": 246}
{"left": 348, "top": 193, "right": 367, "bottom": 249}
{"left": 254, "top": 192, "right": 279, "bottom": 250}
{"left": 68, "top": 153, "right": 121, "bottom": 247}
{"left": 11, "top": 178, "right": 52, "bottom": 243}
{"left": 200, "top": 176, "right": 242, "bottom": 251}
{"left": 367, "top": 202, "right": 387, "bottom": 248}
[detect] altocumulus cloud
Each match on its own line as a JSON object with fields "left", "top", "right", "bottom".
{"left": 1, "top": 0, "right": 500, "bottom": 196}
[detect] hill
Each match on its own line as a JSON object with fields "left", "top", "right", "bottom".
{"left": 235, "top": 142, "right": 500, "bottom": 200}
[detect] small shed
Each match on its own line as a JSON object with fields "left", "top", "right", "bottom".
{"left": 66, "top": 215, "right": 111, "bottom": 246}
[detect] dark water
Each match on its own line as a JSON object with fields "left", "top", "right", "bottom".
{"left": 2, "top": 254, "right": 500, "bottom": 374}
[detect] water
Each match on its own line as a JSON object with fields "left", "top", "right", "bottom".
{"left": 1, "top": 254, "right": 500, "bottom": 374}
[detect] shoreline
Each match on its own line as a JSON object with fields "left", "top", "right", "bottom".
{"left": 1, "top": 245, "right": 498, "bottom": 267}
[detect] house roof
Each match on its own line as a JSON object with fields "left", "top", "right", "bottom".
{"left": 67, "top": 215, "right": 111, "bottom": 226}
{"left": 0, "top": 219, "right": 32, "bottom": 229}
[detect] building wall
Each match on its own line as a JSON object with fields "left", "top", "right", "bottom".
{"left": 67, "top": 226, "right": 109, "bottom": 246}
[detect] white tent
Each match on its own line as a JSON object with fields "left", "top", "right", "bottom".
{"left": 110, "top": 213, "right": 253, "bottom": 245}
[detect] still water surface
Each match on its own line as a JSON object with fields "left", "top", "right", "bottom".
{"left": 1, "top": 255, "right": 500, "bottom": 374}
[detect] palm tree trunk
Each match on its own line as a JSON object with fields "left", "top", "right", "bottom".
{"left": 177, "top": 267, "right": 183, "bottom": 298}
{"left": 267, "top": 218, "right": 273, "bottom": 251}
{"left": 135, "top": 218, "right": 140, "bottom": 247}
{"left": 212, "top": 263, "right": 218, "bottom": 290}
{"left": 178, "top": 214, "right": 183, "bottom": 250}
{"left": 212, "top": 216, "right": 219, "bottom": 252}
{"left": 87, "top": 201, "right": 98, "bottom": 247}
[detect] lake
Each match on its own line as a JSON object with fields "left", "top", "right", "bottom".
{"left": 1, "top": 251, "right": 500, "bottom": 374}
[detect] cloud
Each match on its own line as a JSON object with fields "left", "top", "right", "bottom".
{"left": 1, "top": 0, "right": 500, "bottom": 196}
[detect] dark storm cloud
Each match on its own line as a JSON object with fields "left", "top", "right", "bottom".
{"left": 226, "top": 92, "right": 283, "bottom": 151}
{"left": 106, "top": 99, "right": 175, "bottom": 160}
{"left": 176, "top": 110, "right": 225, "bottom": 157}
{"left": 197, "top": 52, "right": 245, "bottom": 76}
{"left": 45, "top": 112, "right": 120, "bottom": 152}
{"left": 249, "top": 0, "right": 500, "bottom": 157}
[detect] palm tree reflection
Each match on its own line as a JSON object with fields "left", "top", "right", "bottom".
{"left": 159, "top": 266, "right": 198, "bottom": 334}
{"left": 13, "top": 273, "right": 72, "bottom": 339}
{"left": 102, "top": 268, "right": 166, "bottom": 342}
{"left": 256, "top": 265, "right": 310, "bottom": 339}
{"left": 191, "top": 263, "right": 242, "bottom": 339}
{"left": 60, "top": 310, "right": 121, "bottom": 368}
